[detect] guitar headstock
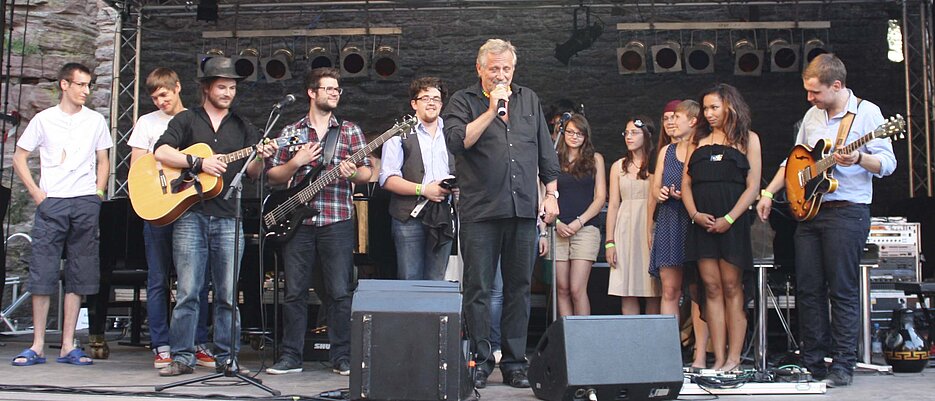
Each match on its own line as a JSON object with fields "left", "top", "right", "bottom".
{"left": 875, "top": 114, "right": 906, "bottom": 141}
{"left": 396, "top": 115, "right": 418, "bottom": 140}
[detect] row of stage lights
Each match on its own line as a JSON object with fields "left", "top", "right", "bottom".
{"left": 196, "top": 45, "right": 401, "bottom": 82}
{"left": 616, "top": 38, "right": 830, "bottom": 75}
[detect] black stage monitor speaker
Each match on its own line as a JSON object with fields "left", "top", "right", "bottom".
{"left": 350, "top": 280, "right": 473, "bottom": 401}
{"left": 528, "top": 315, "right": 683, "bottom": 401}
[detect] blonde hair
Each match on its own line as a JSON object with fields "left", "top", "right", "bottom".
{"left": 145, "top": 68, "right": 180, "bottom": 94}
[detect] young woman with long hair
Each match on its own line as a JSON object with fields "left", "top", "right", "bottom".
{"left": 552, "top": 114, "right": 606, "bottom": 316}
{"left": 681, "top": 84, "right": 761, "bottom": 372}
{"left": 606, "top": 116, "right": 660, "bottom": 315}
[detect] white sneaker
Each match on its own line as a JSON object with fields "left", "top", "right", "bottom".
{"left": 494, "top": 350, "right": 502, "bottom": 365}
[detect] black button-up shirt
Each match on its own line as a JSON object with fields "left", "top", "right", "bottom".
{"left": 443, "top": 82, "right": 560, "bottom": 223}
{"left": 155, "top": 107, "right": 260, "bottom": 218}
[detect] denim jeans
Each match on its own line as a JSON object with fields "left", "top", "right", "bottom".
{"left": 489, "top": 263, "right": 503, "bottom": 351}
{"left": 144, "top": 221, "right": 211, "bottom": 350}
{"left": 280, "top": 220, "right": 356, "bottom": 367}
{"left": 794, "top": 204, "right": 870, "bottom": 375}
{"left": 169, "top": 211, "right": 243, "bottom": 367}
{"left": 392, "top": 217, "right": 452, "bottom": 280}
{"left": 461, "top": 217, "right": 537, "bottom": 374}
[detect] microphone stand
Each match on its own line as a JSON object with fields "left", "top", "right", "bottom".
{"left": 156, "top": 107, "right": 284, "bottom": 396}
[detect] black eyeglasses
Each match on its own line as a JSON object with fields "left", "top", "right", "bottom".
{"left": 415, "top": 96, "right": 443, "bottom": 104}
{"left": 314, "top": 86, "right": 343, "bottom": 95}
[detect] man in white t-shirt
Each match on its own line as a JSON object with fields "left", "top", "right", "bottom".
{"left": 11, "top": 62, "right": 113, "bottom": 367}
{"left": 127, "top": 68, "right": 215, "bottom": 370}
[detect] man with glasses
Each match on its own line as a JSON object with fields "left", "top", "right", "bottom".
{"left": 379, "top": 76, "right": 455, "bottom": 280}
{"left": 12, "top": 62, "right": 112, "bottom": 367}
{"left": 266, "top": 67, "right": 372, "bottom": 376}
{"left": 443, "top": 39, "right": 560, "bottom": 389}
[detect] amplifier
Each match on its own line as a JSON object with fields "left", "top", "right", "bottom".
{"left": 867, "top": 220, "right": 921, "bottom": 282}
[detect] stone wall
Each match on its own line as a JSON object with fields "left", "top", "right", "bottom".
{"left": 1, "top": 0, "right": 116, "bottom": 323}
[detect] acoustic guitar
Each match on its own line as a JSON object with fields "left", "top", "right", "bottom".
{"left": 128, "top": 135, "right": 306, "bottom": 226}
{"left": 263, "top": 116, "right": 416, "bottom": 243}
{"left": 784, "top": 115, "right": 904, "bottom": 221}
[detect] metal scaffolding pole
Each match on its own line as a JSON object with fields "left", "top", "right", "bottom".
{"left": 904, "top": 0, "right": 935, "bottom": 198}
{"left": 110, "top": 4, "right": 142, "bottom": 198}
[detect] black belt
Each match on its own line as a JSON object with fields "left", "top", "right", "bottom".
{"left": 821, "top": 200, "right": 857, "bottom": 208}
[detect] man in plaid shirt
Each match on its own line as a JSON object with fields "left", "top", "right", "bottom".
{"left": 265, "top": 67, "right": 372, "bottom": 376}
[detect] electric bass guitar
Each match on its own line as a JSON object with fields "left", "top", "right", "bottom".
{"left": 263, "top": 116, "right": 417, "bottom": 242}
{"left": 128, "top": 135, "right": 306, "bottom": 226}
{"left": 784, "top": 115, "right": 904, "bottom": 221}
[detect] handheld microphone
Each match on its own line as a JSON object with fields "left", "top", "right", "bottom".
{"left": 495, "top": 83, "right": 508, "bottom": 116}
{"left": 273, "top": 93, "right": 296, "bottom": 109}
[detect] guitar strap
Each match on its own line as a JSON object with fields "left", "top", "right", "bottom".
{"left": 834, "top": 98, "right": 862, "bottom": 149}
{"left": 302, "top": 118, "right": 342, "bottom": 183}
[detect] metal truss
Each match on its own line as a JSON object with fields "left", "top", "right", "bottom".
{"left": 903, "top": 0, "right": 934, "bottom": 197}
{"left": 109, "top": 2, "right": 143, "bottom": 197}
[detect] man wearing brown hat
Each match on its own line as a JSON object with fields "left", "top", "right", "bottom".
{"left": 153, "top": 57, "right": 275, "bottom": 376}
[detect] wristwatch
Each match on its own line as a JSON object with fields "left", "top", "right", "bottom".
{"left": 546, "top": 190, "right": 559, "bottom": 199}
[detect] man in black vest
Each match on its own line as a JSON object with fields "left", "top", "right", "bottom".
{"left": 379, "top": 76, "right": 455, "bottom": 280}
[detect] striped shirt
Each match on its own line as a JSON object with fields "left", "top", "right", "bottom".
{"left": 268, "top": 115, "right": 370, "bottom": 227}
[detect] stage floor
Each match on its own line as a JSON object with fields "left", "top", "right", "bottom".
{"left": 0, "top": 335, "right": 931, "bottom": 401}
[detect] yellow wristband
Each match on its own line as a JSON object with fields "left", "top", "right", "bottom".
{"left": 416, "top": 184, "right": 422, "bottom": 197}
{"left": 96, "top": 189, "right": 105, "bottom": 198}
{"left": 760, "top": 189, "right": 774, "bottom": 200}
{"left": 604, "top": 242, "right": 616, "bottom": 249}
{"left": 724, "top": 214, "right": 735, "bottom": 225}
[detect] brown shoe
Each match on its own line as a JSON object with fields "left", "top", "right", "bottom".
{"left": 159, "top": 360, "right": 194, "bottom": 377}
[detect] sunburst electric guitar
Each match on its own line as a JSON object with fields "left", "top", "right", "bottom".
{"left": 263, "top": 116, "right": 416, "bottom": 243}
{"left": 129, "top": 135, "right": 306, "bottom": 226}
{"left": 784, "top": 115, "right": 905, "bottom": 221}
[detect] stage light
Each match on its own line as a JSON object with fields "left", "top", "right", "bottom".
{"left": 803, "top": 38, "right": 830, "bottom": 68}
{"left": 262, "top": 48, "right": 294, "bottom": 82}
{"left": 196, "top": 48, "right": 225, "bottom": 78}
{"left": 651, "top": 41, "right": 682, "bottom": 73}
{"left": 733, "top": 39, "right": 763, "bottom": 76}
{"left": 684, "top": 41, "right": 716, "bottom": 74}
{"left": 887, "top": 19, "right": 904, "bottom": 62}
{"left": 340, "top": 46, "right": 367, "bottom": 78}
{"left": 768, "top": 39, "right": 799, "bottom": 72}
{"left": 616, "top": 40, "right": 646, "bottom": 74}
{"left": 231, "top": 48, "right": 258, "bottom": 82}
{"left": 554, "top": 22, "right": 604, "bottom": 65}
{"left": 307, "top": 46, "right": 335, "bottom": 69}
{"left": 372, "top": 45, "right": 399, "bottom": 80}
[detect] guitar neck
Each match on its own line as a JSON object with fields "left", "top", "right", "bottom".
{"left": 815, "top": 131, "right": 876, "bottom": 173}
{"left": 293, "top": 126, "right": 406, "bottom": 204}
{"left": 218, "top": 147, "right": 256, "bottom": 164}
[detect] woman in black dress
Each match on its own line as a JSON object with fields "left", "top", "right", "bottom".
{"left": 681, "top": 84, "right": 761, "bottom": 372}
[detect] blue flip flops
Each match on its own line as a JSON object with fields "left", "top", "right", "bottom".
{"left": 11, "top": 348, "right": 46, "bottom": 366}
{"left": 56, "top": 348, "right": 93, "bottom": 366}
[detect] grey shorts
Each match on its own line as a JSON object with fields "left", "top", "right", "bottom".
{"left": 28, "top": 195, "right": 102, "bottom": 295}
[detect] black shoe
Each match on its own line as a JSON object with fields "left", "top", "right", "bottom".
{"left": 266, "top": 359, "right": 303, "bottom": 375}
{"left": 503, "top": 370, "right": 530, "bottom": 388}
{"left": 332, "top": 359, "right": 350, "bottom": 376}
{"left": 821, "top": 370, "right": 852, "bottom": 387}
{"left": 473, "top": 370, "right": 489, "bottom": 389}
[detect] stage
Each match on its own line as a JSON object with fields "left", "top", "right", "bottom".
{"left": 0, "top": 333, "right": 931, "bottom": 401}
